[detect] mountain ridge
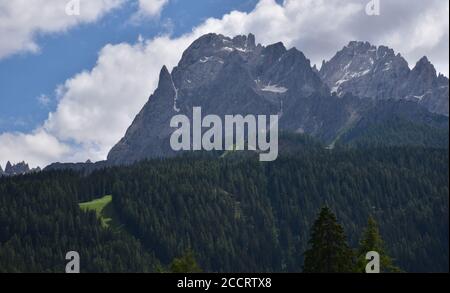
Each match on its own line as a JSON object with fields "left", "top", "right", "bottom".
{"left": 0, "top": 161, "right": 40, "bottom": 177}
{"left": 320, "top": 41, "right": 449, "bottom": 116}
{"left": 107, "top": 33, "right": 448, "bottom": 165}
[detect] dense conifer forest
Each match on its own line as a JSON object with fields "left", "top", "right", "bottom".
{"left": 0, "top": 145, "right": 448, "bottom": 272}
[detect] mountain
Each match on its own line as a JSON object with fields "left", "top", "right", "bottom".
{"left": 108, "top": 33, "right": 332, "bottom": 164}
{"left": 319, "top": 41, "right": 449, "bottom": 116}
{"left": 107, "top": 34, "right": 448, "bottom": 165}
{"left": 0, "top": 161, "right": 41, "bottom": 177}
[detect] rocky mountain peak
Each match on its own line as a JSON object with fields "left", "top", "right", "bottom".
{"left": 312, "top": 64, "right": 319, "bottom": 74}
{"left": 407, "top": 57, "right": 438, "bottom": 91}
{"left": 0, "top": 161, "right": 39, "bottom": 177}
{"left": 108, "top": 33, "right": 332, "bottom": 164}
{"left": 320, "top": 41, "right": 448, "bottom": 116}
{"left": 107, "top": 34, "right": 449, "bottom": 165}
{"left": 437, "top": 73, "right": 449, "bottom": 86}
{"left": 180, "top": 33, "right": 258, "bottom": 66}
{"left": 416, "top": 55, "right": 431, "bottom": 65}
{"left": 157, "top": 65, "right": 173, "bottom": 90}
{"left": 345, "top": 41, "right": 376, "bottom": 54}
{"left": 231, "top": 33, "right": 256, "bottom": 50}
{"left": 412, "top": 56, "right": 437, "bottom": 77}
{"left": 320, "top": 41, "right": 409, "bottom": 92}
{"left": 262, "top": 42, "right": 287, "bottom": 58}
{"left": 6, "top": 161, "right": 29, "bottom": 173}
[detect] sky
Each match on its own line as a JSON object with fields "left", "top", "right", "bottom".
{"left": 0, "top": 0, "right": 448, "bottom": 168}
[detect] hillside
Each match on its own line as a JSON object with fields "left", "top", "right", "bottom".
{"left": 1, "top": 145, "right": 448, "bottom": 272}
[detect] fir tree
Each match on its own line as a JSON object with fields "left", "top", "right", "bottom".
{"left": 357, "top": 216, "right": 401, "bottom": 273}
{"left": 303, "top": 207, "right": 355, "bottom": 273}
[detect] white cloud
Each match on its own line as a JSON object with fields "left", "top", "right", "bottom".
{"left": 379, "top": 0, "right": 449, "bottom": 75}
{"left": 0, "top": 0, "right": 124, "bottom": 59}
{"left": 189, "top": 0, "right": 449, "bottom": 75}
{"left": 43, "top": 35, "right": 192, "bottom": 157}
{"left": 137, "top": 0, "right": 168, "bottom": 17}
{"left": 0, "top": 33, "right": 191, "bottom": 168}
{"left": 1, "top": 0, "right": 448, "bottom": 168}
{"left": 129, "top": 0, "right": 169, "bottom": 24}
{"left": 0, "top": 129, "right": 71, "bottom": 168}
{"left": 191, "top": 0, "right": 363, "bottom": 68}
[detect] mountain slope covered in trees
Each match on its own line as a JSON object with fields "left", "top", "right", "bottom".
{"left": 1, "top": 145, "right": 447, "bottom": 273}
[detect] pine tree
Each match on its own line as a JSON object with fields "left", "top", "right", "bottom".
{"left": 303, "top": 207, "right": 355, "bottom": 273}
{"left": 357, "top": 216, "right": 401, "bottom": 273}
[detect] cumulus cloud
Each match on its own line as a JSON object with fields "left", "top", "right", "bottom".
{"left": 129, "top": 0, "right": 169, "bottom": 24}
{"left": 1, "top": 0, "right": 448, "bottom": 168}
{"left": 42, "top": 35, "right": 192, "bottom": 160}
{"left": 191, "top": 0, "right": 449, "bottom": 75}
{"left": 375, "top": 0, "right": 449, "bottom": 75}
{"left": 0, "top": 129, "right": 71, "bottom": 168}
{"left": 0, "top": 0, "right": 125, "bottom": 60}
{"left": 137, "top": 0, "right": 168, "bottom": 17}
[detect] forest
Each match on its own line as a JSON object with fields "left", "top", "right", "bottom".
{"left": 0, "top": 144, "right": 448, "bottom": 273}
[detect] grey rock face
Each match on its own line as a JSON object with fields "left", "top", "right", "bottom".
{"left": 108, "top": 33, "right": 339, "bottom": 164}
{"left": 7, "top": 161, "right": 30, "bottom": 175}
{"left": 107, "top": 34, "right": 448, "bottom": 165}
{"left": 408, "top": 58, "right": 449, "bottom": 115}
{"left": 1, "top": 161, "right": 37, "bottom": 176}
{"left": 320, "top": 41, "right": 449, "bottom": 116}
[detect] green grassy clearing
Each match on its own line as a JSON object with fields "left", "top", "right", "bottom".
{"left": 79, "top": 195, "right": 121, "bottom": 229}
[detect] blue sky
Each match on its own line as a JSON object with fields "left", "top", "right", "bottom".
{"left": 0, "top": 0, "right": 259, "bottom": 134}
{"left": 0, "top": 0, "right": 448, "bottom": 168}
